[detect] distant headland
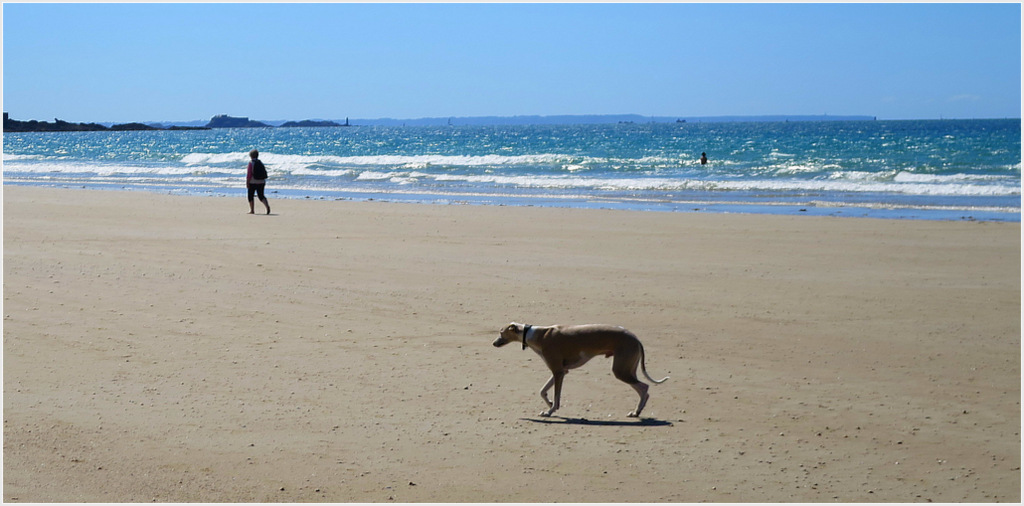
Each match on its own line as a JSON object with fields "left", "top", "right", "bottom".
{"left": 3, "top": 113, "right": 353, "bottom": 132}
{"left": 357, "top": 114, "right": 878, "bottom": 127}
{"left": 202, "top": 114, "right": 353, "bottom": 128}
{"left": 4, "top": 112, "right": 877, "bottom": 132}
{"left": 3, "top": 112, "right": 212, "bottom": 132}
{"left": 3, "top": 113, "right": 283, "bottom": 132}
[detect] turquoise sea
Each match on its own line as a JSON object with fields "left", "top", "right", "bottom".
{"left": 3, "top": 119, "right": 1020, "bottom": 221}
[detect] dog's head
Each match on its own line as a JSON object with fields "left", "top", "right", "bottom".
{"left": 493, "top": 322, "right": 523, "bottom": 347}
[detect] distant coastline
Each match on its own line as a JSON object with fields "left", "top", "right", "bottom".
{"left": 342, "top": 114, "right": 879, "bottom": 127}
{"left": 5, "top": 112, "right": 884, "bottom": 132}
{"left": 3, "top": 113, "right": 211, "bottom": 133}
{"left": 154, "top": 113, "right": 882, "bottom": 128}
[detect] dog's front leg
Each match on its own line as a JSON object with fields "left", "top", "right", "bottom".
{"left": 539, "top": 372, "right": 565, "bottom": 417}
{"left": 539, "top": 375, "right": 555, "bottom": 415}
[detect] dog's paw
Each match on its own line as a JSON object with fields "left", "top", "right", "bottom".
{"left": 539, "top": 410, "right": 553, "bottom": 417}
{"left": 627, "top": 411, "right": 640, "bottom": 418}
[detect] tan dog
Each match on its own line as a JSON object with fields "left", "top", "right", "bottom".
{"left": 493, "top": 322, "right": 668, "bottom": 417}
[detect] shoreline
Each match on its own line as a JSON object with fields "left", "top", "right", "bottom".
{"left": 4, "top": 186, "right": 1020, "bottom": 502}
{"left": 4, "top": 181, "right": 1020, "bottom": 223}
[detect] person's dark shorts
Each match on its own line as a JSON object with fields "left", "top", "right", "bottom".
{"left": 247, "top": 183, "right": 266, "bottom": 201}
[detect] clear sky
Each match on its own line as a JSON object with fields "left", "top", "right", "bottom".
{"left": 3, "top": 2, "right": 1020, "bottom": 123}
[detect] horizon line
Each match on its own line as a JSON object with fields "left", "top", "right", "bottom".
{"left": 7, "top": 112, "right": 1022, "bottom": 127}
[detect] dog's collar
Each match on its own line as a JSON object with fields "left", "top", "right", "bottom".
{"left": 522, "top": 324, "right": 532, "bottom": 350}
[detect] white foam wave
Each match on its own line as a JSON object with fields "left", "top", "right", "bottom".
{"left": 181, "top": 151, "right": 589, "bottom": 169}
{"left": 3, "top": 154, "right": 48, "bottom": 161}
{"left": 830, "top": 170, "right": 897, "bottom": 181}
{"left": 775, "top": 163, "right": 844, "bottom": 175}
{"left": 892, "top": 171, "right": 1016, "bottom": 183}
{"left": 409, "top": 172, "right": 1021, "bottom": 196}
{"left": 289, "top": 167, "right": 356, "bottom": 178}
{"left": 2, "top": 161, "right": 210, "bottom": 176}
{"left": 710, "top": 178, "right": 1018, "bottom": 196}
{"left": 180, "top": 152, "right": 246, "bottom": 165}
{"left": 6, "top": 151, "right": 1019, "bottom": 198}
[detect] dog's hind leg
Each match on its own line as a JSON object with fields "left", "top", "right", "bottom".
{"left": 627, "top": 381, "right": 650, "bottom": 417}
{"left": 612, "top": 353, "right": 650, "bottom": 417}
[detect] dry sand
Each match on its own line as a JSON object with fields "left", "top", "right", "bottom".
{"left": 3, "top": 186, "right": 1020, "bottom": 502}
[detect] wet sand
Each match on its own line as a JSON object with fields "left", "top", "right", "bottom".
{"left": 4, "top": 186, "right": 1020, "bottom": 502}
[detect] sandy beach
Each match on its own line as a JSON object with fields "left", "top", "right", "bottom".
{"left": 3, "top": 185, "right": 1019, "bottom": 502}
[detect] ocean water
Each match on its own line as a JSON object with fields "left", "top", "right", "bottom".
{"left": 3, "top": 119, "right": 1020, "bottom": 221}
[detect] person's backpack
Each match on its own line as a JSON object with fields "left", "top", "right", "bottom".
{"left": 252, "top": 159, "right": 268, "bottom": 180}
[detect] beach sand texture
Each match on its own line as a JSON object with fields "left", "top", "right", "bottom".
{"left": 4, "top": 186, "right": 1020, "bottom": 502}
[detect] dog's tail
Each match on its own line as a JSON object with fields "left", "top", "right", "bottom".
{"left": 640, "top": 344, "right": 669, "bottom": 384}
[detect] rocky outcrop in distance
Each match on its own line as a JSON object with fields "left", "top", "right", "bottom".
{"left": 5, "top": 113, "right": 353, "bottom": 132}
{"left": 279, "top": 119, "right": 346, "bottom": 128}
{"left": 4, "top": 114, "right": 108, "bottom": 132}
{"left": 4, "top": 113, "right": 210, "bottom": 133}
{"left": 205, "top": 115, "right": 271, "bottom": 129}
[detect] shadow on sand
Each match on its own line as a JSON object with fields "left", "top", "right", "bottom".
{"left": 521, "top": 416, "right": 673, "bottom": 427}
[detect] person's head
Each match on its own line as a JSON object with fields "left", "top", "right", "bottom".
{"left": 249, "top": 149, "right": 259, "bottom": 159}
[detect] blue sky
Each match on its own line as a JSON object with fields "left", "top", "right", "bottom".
{"left": 3, "top": 3, "right": 1020, "bottom": 123}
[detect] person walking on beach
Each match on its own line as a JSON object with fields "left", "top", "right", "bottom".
{"left": 246, "top": 149, "right": 271, "bottom": 215}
